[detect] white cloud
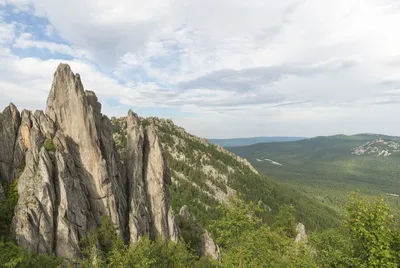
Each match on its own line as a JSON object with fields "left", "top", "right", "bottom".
{"left": 44, "top": 24, "right": 54, "bottom": 37}
{"left": 0, "top": 20, "right": 15, "bottom": 45}
{"left": 1, "top": 0, "right": 400, "bottom": 137}
{"left": 13, "top": 32, "right": 89, "bottom": 58}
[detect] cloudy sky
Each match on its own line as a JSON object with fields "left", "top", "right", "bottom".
{"left": 1, "top": 0, "right": 400, "bottom": 138}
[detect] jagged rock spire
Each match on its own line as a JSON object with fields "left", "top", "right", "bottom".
{"left": 46, "top": 62, "right": 128, "bottom": 239}
{"left": 6, "top": 63, "right": 178, "bottom": 259}
{"left": 0, "top": 103, "right": 24, "bottom": 184}
{"left": 126, "top": 110, "right": 178, "bottom": 243}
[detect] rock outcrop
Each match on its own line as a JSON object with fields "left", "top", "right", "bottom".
{"left": 126, "top": 111, "right": 178, "bottom": 243}
{"left": 46, "top": 65, "right": 128, "bottom": 238}
{"left": 126, "top": 111, "right": 149, "bottom": 243}
{"left": 0, "top": 103, "right": 24, "bottom": 184}
{"left": 2, "top": 63, "right": 178, "bottom": 259}
{"left": 143, "top": 124, "right": 178, "bottom": 242}
{"left": 295, "top": 223, "right": 308, "bottom": 243}
{"left": 201, "top": 230, "right": 221, "bottom": 261}
{"left": 179, "top": 205, "right": 191, "bottom": 220}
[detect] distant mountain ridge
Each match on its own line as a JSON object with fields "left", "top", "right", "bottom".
{"left": 209, "top": 136, "right": 305, "bottom": 147}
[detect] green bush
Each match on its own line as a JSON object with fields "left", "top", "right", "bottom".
{"left": 272, "top": 204, "right": 296, "bottom": 237}
{"left": 0, "top": 240, "right": 62, "bottom": 268}
{"left": 175, "top": 213, "right": 204, "bottom": 255}
{"left": 79, "top": 216, "right": 216, "bottom": 268}
{"left": 221, "top": 226, "right": 316, "bottom": 268}
{"left": 343, "top": 193, "right": 398, "bottom": 267}
{"left": 311, "top": 193, "right": 400, "bottom": 267}
{"left": 210, "top": 198, "right": 263, "bottom": 248}
{"left": 43, "top": 139, "right": 56, "bottom": 152}
{"left": 0, "top": 179, "right": 19, "bottom": 238}
{"left": 107, "top": 237, "right": 209, "bottom": 268}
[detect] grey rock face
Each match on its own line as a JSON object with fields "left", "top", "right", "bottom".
{"left": 143, "top": 124, "right": 179, "bottom": 242}
{"left": 12, "top": 110, "right": 56, "bottom": 256}
{"left": 13, "top": 147, "right": 56, "bottom": 254}
{"left": 5, "top": 63, "right": 178, "bottom": 258}
{"left": 52, "top": 131, "right": 95, "bottom": 258}
{"left": 46, "top": 64, "right": 127, "bottom": 236}
{"left": 125, "top": 111, "right": 179, "bottom": 243}
{"left": 126, "top": 111, "right": 149, "bottom": 243}
{"left": 0, "top": 103, "right": 23, "bottom": 184}
{"left": 11, "top": 110, "right": 93, "bottom": 259}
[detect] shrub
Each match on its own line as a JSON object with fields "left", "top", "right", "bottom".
{"left": 0, "top": 179, "right": 19, "bottom": 238}
{"left": 43, "top": 139, "right": 56, "bottom": 152}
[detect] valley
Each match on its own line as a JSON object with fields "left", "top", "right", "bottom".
{"left": 229, "top": 134, "right": 400, "bottom": 212}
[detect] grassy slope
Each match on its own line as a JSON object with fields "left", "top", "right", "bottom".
{"left": 228, "top": 134, "right": 400, "bottom": 212}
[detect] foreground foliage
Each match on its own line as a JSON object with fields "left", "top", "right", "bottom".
{"left": 0, "top": 241, "right": 61, "bottom": 268}
{"left": 211, "top": 198, "right": 316, "bottom": 268}
{"left": 214, "top": 195, "right": 399, "bottom": 267}
{"left": 312, "top": 193, "right": 400, "bottom": 267}
{"left": 78, "top": 217, "right": 215, "bottom": 268}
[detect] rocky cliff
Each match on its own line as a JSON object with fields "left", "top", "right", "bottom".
{"left": 0, "top": 64, "right": 178, "bottom": 259}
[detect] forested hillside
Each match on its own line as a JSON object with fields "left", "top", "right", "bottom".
{"left": 111, "top": 116, "right": 339, "bottom": 231}
{"left": 229, "top": 134, "right": 400, "bottom": 212}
